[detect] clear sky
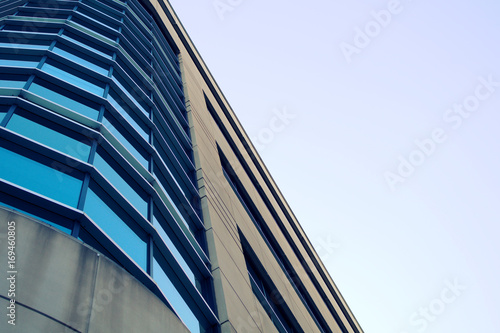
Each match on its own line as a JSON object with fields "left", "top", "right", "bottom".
{"left": 167, "top": 0, "right": 500, "bottom": 332}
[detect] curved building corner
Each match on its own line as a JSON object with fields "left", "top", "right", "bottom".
{"left": 0, "top": 206, "right": 190, "bottom": 333}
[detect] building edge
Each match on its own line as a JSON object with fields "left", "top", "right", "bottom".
{"left": 139, "top": 1, "right": 364, "bottom": 332}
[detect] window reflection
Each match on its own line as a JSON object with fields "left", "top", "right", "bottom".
{"left": 108, "top": 90, "right": 149, "bottom": 140}
{"left": 0, "top": 53, "right": 40, "bottom": 67}
{"left": 0, "top": 202, "right": 73, "bottom": 234}
{"left": 1, "top": 24, "right": 61, "bottom": 34}
{"left": 0, "top": 73, "right": 29, "bottom": 88}
{"left": 81, "top": 0, "right": 123, "bottom": 20}
{"left": 76, "top": 7, "right": 121, "bottom": 31}
{"left": 153, "top": 252, "right": 202, "bottom": 333}
{"left": 93, "top": 148, "right": 148, "bottom": 217}
{"left": 42, "top": 61, "right": 105, "bottom": 96}
{"left": 0, "top": 42, "right": 49, "bottom": 50}
{"left": 28, "top": 80, "right": 101, "bottom": 120}
{"left": 112, "top": 72, "right": 149, "bottom": 116}
{"left": 52, "top": 44, "right": 109, "bottom": 75}
{"left": 0, "top": 105, "right": 9, "bottom": 122}
{"left": 153, "top": 207, "right": 197, "bottom": 287}
{"left": 72, "top": 16, "right": 117, "bottom": 42}
{"left": 102, "top": 112, "right": 149, "bottom": 168}
{"left": 62, "top": 31, "right": 114, "bottom": 59}
{"left": 6, "top": 109, "right": 92, "bottom": 162}
{"left": 85, "top": 182, "right": 147, "bottom": 270}
{"left": 0, "top": 144, "right": 83, "bottom": 207}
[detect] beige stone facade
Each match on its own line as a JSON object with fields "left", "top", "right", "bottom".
{"left": 146, "top": 1, "right": 364, "bottom": 331}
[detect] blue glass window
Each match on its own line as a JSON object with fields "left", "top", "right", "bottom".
{"left": 0, "top": 42, "right": 50, "bottom": 50}
{"left": 152, "top": 25, "right": 179, "bottom": 75}
{"left": 108, "top": 90, "right": 149, "bottom": 140}
{"left": 126, "top": 1, "right": 151, "bottom": 30}
{"left": 6, "top": 109, "right": 92, "bottom": 161}
{"left": 0, "top": 59, "right": 37, "bottom": 68}
{"left": 153, "top": 164, "right": 199, "bottom": 236}
{"left": 153, "top": 163, "right": 186, "bottom": 210}
{"left": 0, "top": 73, "right": 29, "bottom": 88}
{"left": 42, "top": 61, "right": 105, "bottom": 96}
{"left": 93, "top": 148, "right": 148, "bottom": 217}
{"left": 125, "top": 9, "right": 152, "bottom": 41}
{"left": 16, "top": 9, "right": 70, "bottom": 20}
{"left": 153, "top": 207, "right": 196, "bottom": 286}
{"left": 152, "top": 44, "right": 182, "bottom": 90}
{"left": 72, "top": 16, "right": 117, "bottom": 42}
{"left": 112, "top": 72, "right": 149, "bottom": 115}
{"left": 0, "top": 53, "right": 40, "bottom": 67}
{"left": 1, "top": 24, "right": 61, "bottom": 35}
{"left": 52, "top": 44, "right": 109, "bottom": 76}
{"left": 28, "top": 80, "right": 101, "bottom": 120}
{"left": 62, "top": 31, "right": 114, "bottom": 59}
{"left": 0, "top": 105, "right": 9, "bottom": 122}
{"left": 125, "top": 8, "right": 150, "bottom": 36}
{"left": 102, "top": 112, "right": 149, "bottom": 168}
{"left": 91, "top": 0, "right": 124, "bottom": 15}
{"left": 117, "top": 43, "right": 151, "bottom": 78}
{"left": 81, "top": 0, "right": 123, "bottom": 21}
{"left": 154, "top": 169, "right": 194, "bottom": 230}
{"left": 0, "top": 144, "right": 83, "bottom": 207}
{"left": 85, "top": 182, "right": 147, "bottom": 270}
{"left": 76, "top": 6, "right": 121, "bottom": 31}
{"left": 0, "top": 202, "right": 72, "bottom": 234}
{"left": 25, "top": 1, "right": 75, "bottom": 10}
{"left": 153, "top": 109, "right": 191, "bottom": 164}
{"left": 154, "top": 143, "right": 191, "bottom": 198}
{"left": 153, "top": 70, "right": 185, "bottom": 120}
{"left": 121, "top": 28, "right": 151, "bottom": 57}
{"left": 153, "top": 253, "right": 202, "bottom": 333}
{"left": 114, "top": 59, "right": 151, "bottom": 96}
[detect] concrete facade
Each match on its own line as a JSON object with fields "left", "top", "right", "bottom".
{"left": 0, "top": 206, "right": 191, "bottom": 333}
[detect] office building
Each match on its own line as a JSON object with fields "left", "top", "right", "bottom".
{"left": 0, "top": 0, "right": 363, "bottom": 332}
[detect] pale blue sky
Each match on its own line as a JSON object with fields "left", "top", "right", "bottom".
{"left": 168, "top": 0, "right": 500, "bottom": 332}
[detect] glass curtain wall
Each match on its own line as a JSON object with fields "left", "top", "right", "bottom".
{"left": 0, "top": 0, "right": 216, "bottom": 331}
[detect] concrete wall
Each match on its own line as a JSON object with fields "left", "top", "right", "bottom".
{"left": 0, "top": 206, "right": 191, "bottom": 333}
